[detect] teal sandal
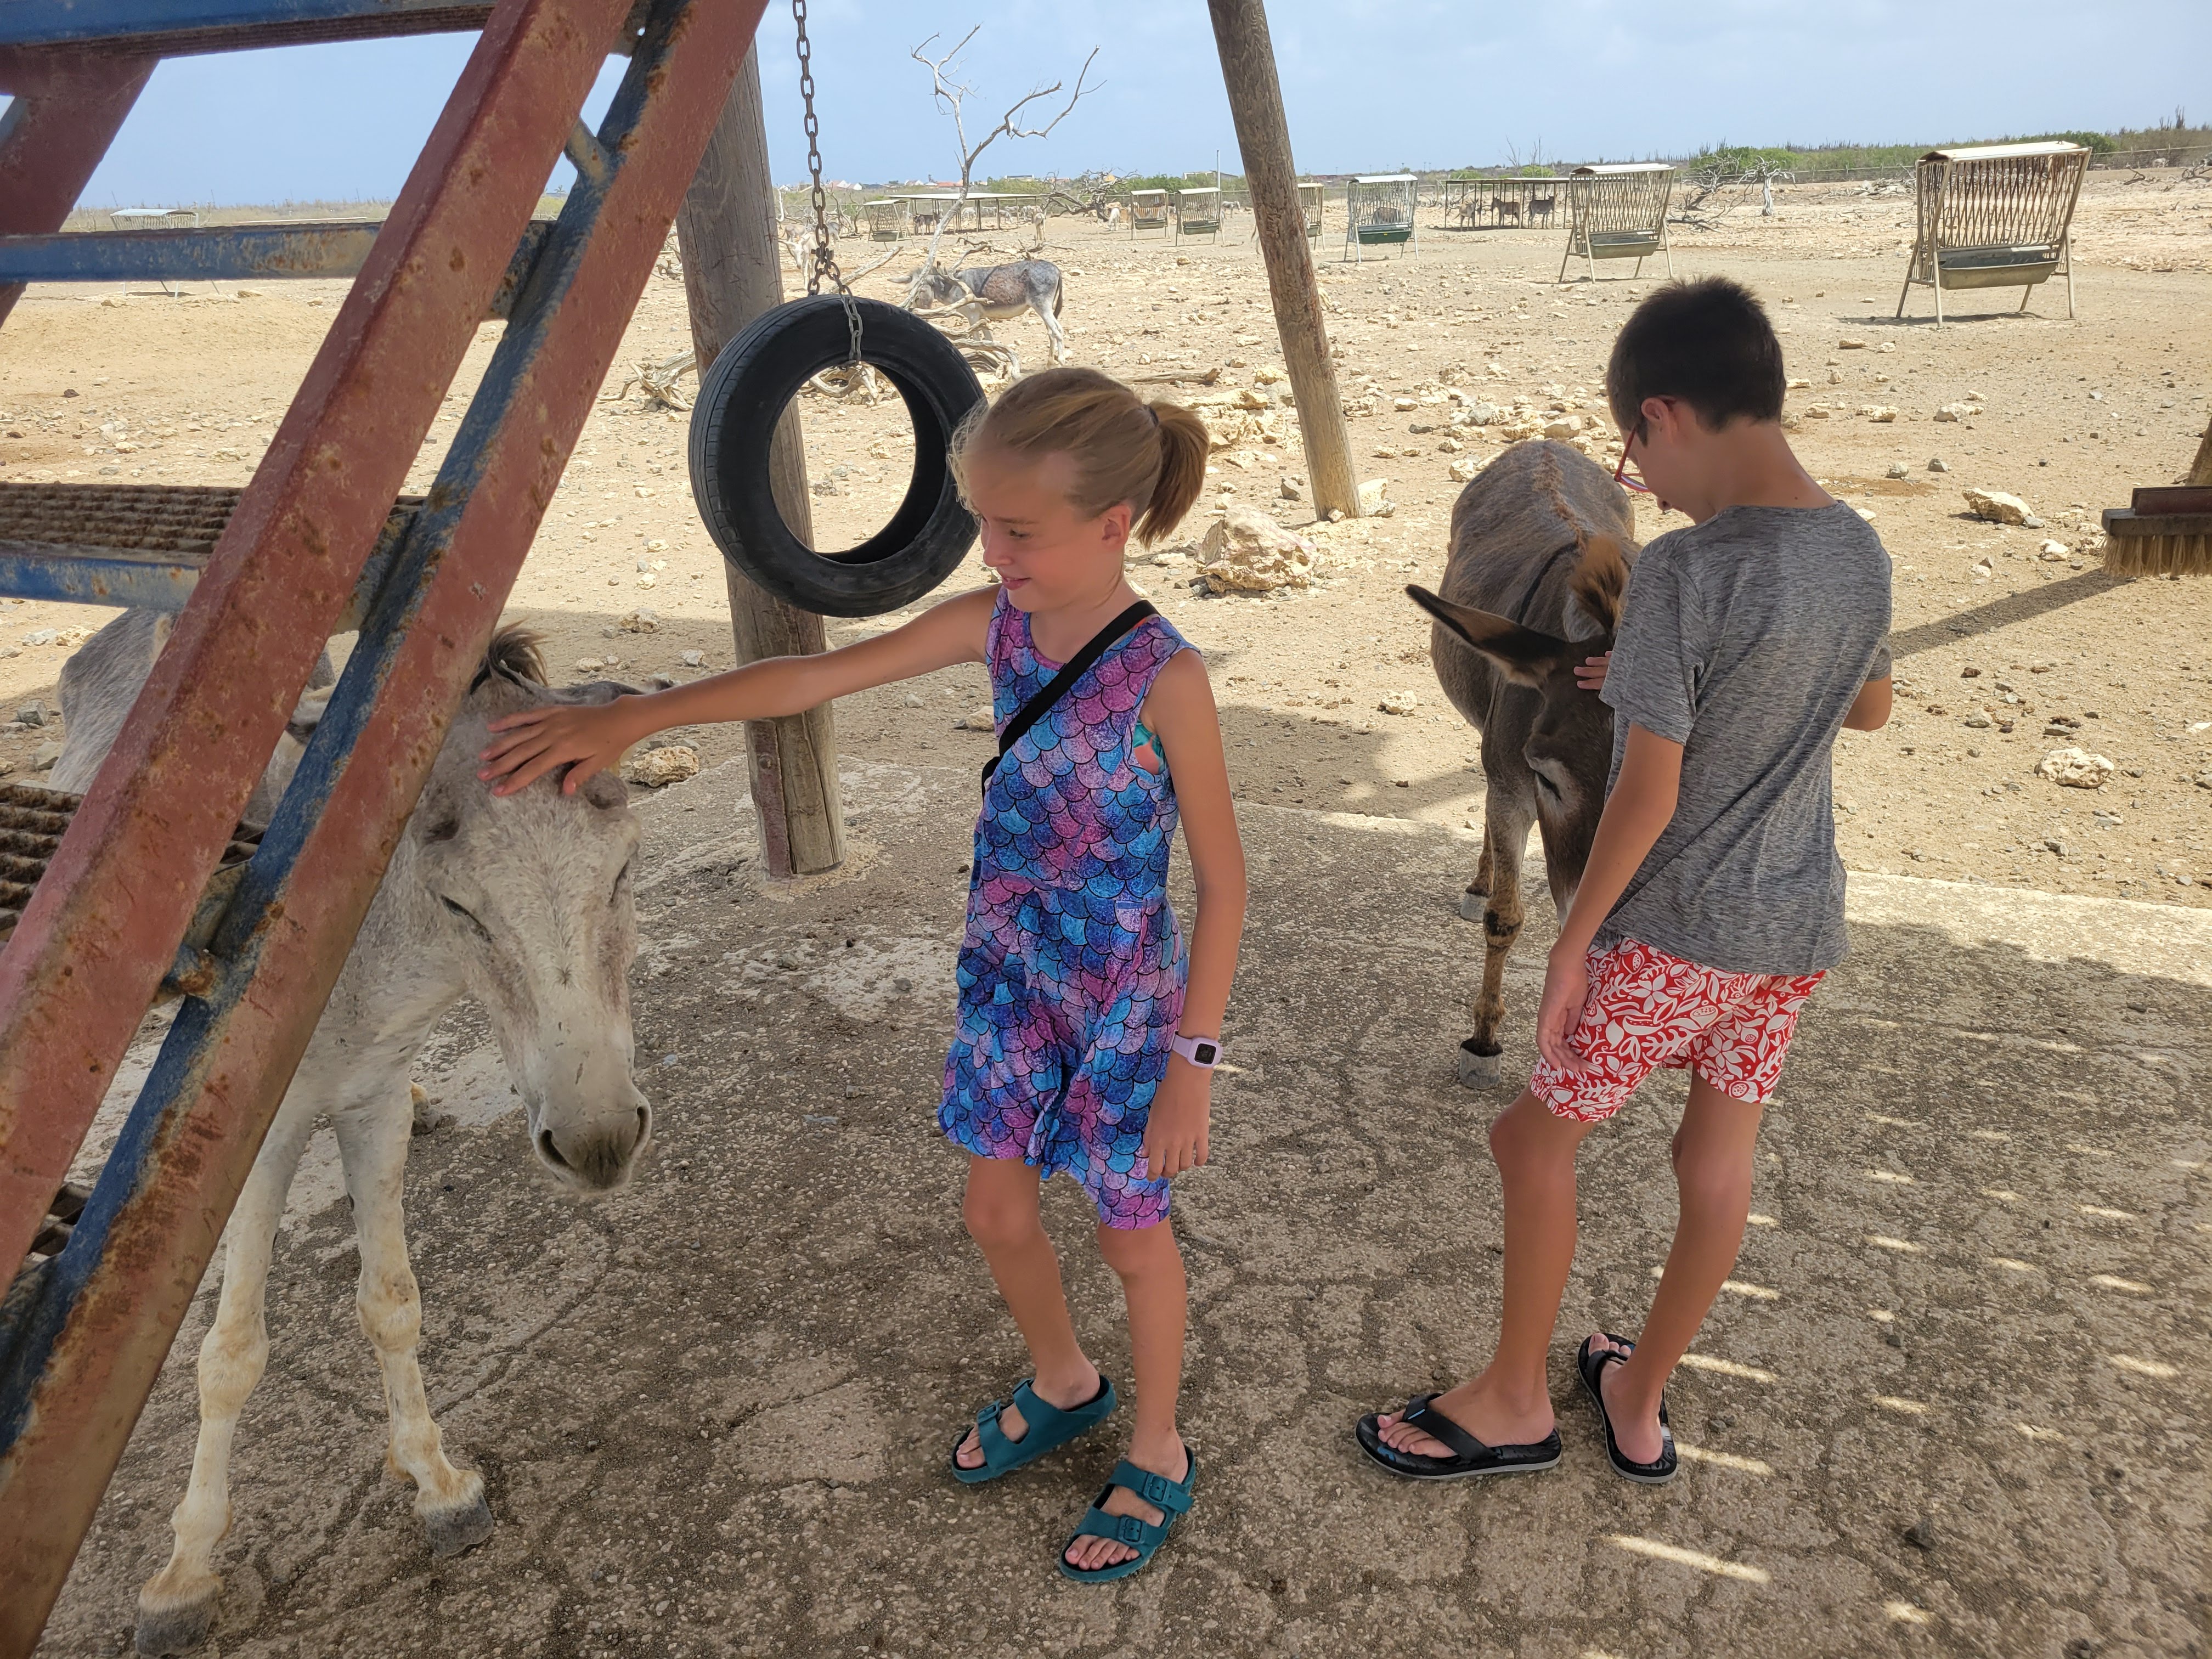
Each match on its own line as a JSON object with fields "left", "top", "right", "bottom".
{"left": 1056, "top": 1452, "right": 1197, "bottom": 1583}
{"left": 950, "top": 1376, "right": 1117, "bottom": 1485}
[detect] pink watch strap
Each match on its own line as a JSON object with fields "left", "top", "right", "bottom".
{"left": 1171, "top": 1033, "right": 1221, "bottom": 1069}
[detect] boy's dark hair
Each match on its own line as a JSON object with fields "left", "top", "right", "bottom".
{"left": 1606, "top": 275, "right": 1785, "bottom": 433}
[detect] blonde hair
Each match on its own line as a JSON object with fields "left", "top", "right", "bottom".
{"left": 950, "top": 365, "right": 1209, "bottom": 548}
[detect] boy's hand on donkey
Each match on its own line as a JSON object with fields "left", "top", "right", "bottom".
{"left": 479, "top": 702, "right": 636, "bottom": 797}
{"left": 1537, "top": 944, "right": 1597, "bottom": 1073}
{"left": 1141, "top": 1060, "right": 1211, "bottom": 1180}
{"left": 1573, "top": 651, "right": 1611, "bottom": 693}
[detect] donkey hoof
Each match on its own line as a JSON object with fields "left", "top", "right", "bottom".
{"left": 1458, "top": 888, "right": 1487, "bottom": 921}
{"left": 1456, "top": 1040, "right": 1505, "bottom": 1090}
{"left": 422, "top": 1492, "right": 494, "bottom": 1559}
{"left": 134, "top": 1588, "right": 219, "bottom": 1656}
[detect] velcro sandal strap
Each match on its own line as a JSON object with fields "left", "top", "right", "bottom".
{"left": 1073, "top": 1504, "right": 1159, "bottom": 1549}
{"left": 973, "top": 1403, "right": 1016, "bottom": 1470}
{"left": 1108, "top": 1458, "right": 1194, "bottom": 1514}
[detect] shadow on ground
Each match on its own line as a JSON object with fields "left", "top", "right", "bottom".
{"left": 43, "top": 761, "right": 2211, "bottom": 1659}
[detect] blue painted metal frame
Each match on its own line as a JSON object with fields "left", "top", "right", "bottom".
{"left": 0, "top": 217, "right": 554, "bottom": 306}
{"left": 0, "top": 0, "right": 493, "bottom": 52}
{"left": 0, "top": 0, "right": 742, "bottom": 1584}
{"left": 0, "top": 511, "right": 408, "bottom": 618}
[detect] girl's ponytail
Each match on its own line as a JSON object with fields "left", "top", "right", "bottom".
{"left": 1135, "top": 400, "right": 1209, "bottom": 547}
{"left": 950, "top": 365, "right": 1216, "bottom": 554}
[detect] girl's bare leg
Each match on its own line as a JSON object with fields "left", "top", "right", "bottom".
{"left": 1377, "top": 1088, "right": 1595, "bottom": 1456}
{"left": 953, "top": 1155, "right": 1102, "bottom": 1469}
{"left": 1063, "top": 1216, "right": 1187, "bottom": 1571}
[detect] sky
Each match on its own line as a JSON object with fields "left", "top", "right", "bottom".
{"left": 61, "top": 0, "right": 2211, "bottom": 209}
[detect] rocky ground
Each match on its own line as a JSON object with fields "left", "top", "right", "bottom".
{"left": 4, "top": 168, "right": 2210, "bottom": 1658}
{"left": 2, "top": 172, "right": 2208, "bottom": 900}
{"left": 35, "top": 758, "right": 2212, "bottom": 1659}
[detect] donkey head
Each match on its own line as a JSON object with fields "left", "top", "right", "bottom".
{"left": 291, "top": 628, "right": 652, "bottom": 1193}
{"left": 905, "top": 263, "right": 970, "bottom": 312}
{"left": 1408, "top": 536, "right": 1630, "bottom": 896}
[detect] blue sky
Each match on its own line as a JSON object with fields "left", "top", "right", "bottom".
{"left": 67, "top": 0, "right": 2209, "bottom": 207}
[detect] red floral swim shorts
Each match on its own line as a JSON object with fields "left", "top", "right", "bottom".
{"left": 1530, "top": 938, "right": 1825, "bottom": 1124}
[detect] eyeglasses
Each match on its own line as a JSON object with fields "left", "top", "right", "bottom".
{"left": 1614, "top": 417, "right": 1654, "bottom": 495}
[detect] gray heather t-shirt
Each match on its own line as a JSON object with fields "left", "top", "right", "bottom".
{"left": 1595, "top": 502, "right": 1893, "bottom": 975}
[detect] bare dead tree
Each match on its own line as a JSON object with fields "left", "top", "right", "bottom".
{"left": 906, "top": 27, "right": 1101, "bottom": 298}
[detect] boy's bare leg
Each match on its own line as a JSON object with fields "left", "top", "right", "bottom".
{"left": 952, "top": 1156, "right": 1103, "bottom": 1470}
{"left": 1064, "top": 1218, "right": 1188, "bottom": 1571}
{"left": 1378, "top": 1090, "right": 1595, "bottom": 1457}
{"left": 1593, "top": 1075, "right": 1764, "bottom": 1464}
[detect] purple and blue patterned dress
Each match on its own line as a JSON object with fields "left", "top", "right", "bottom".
{"left": 939, "top": 589, "right": 1192, "bottom": 1228}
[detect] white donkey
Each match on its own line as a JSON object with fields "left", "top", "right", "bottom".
{"left": 54, "top": 616, "right": 651, "bottom": 1656}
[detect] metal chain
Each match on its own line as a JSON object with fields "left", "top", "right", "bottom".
{"left": 791, "top": 0, "right": 844, "bottom": 298}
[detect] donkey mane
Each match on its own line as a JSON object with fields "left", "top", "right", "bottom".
{"left": 477, "top": 624, "right": 547, "bottom": 691}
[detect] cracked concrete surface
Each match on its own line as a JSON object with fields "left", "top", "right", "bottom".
{"left": 41, "top": 759, "right": 2210, "bottom": 1658}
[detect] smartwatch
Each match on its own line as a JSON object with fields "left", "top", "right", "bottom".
{"left": 1170, "top": 1032, "right": 1221, "bottom": 1069}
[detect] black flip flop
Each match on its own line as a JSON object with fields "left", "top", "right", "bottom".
{"left": 1354, "top": 1393, "right": 1562, "bottom": 1481}
{"left": 1576, "top": 1333, "right": 1678, "bottom": 1484}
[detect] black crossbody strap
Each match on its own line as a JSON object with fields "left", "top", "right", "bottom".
{"left": 980, "top": 601, "right": 1158, "bottom": 795}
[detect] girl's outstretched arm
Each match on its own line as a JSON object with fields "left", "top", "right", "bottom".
{"left": 1136, "top": 650, "right": 1246, "bottom": 1180}
{"left": 478, "top": 584, "right": 996, "bottom": 795}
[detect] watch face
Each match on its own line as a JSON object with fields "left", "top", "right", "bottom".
{"left": 1192, "top": 1041, "right": 1217, "bottom": 1066}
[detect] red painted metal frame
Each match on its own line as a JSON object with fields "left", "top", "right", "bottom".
{"left": 0, "top": 0, "right": 766, "bottom": 1639}
{"left": 0, "top": 0, "right": 625, "bottom": 1301}
{"left": 0, "top": 51, "right": 156, "bottom": 329}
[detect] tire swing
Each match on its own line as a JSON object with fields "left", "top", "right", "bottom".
{"left": 686, "top": 0, "right": 986, "bottom": 618}
{"left": 688, "top": 294, "right": 985, "bottom": 617}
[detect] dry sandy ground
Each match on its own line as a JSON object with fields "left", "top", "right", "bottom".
{"left": 3, "top": 172, "right": 2210, "bottom": 1656}
{"left": 36, "top": 758, "right": 2212, "bottom": 1659}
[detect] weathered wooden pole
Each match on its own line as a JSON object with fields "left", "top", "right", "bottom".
{"left": 675, "top": 43, "right": 846, "bottom": 876}
{"left": 1206, "top": 0, "right": 1359, "bottom": 519}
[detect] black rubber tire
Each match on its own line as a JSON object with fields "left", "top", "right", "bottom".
{"left": 688, "top": 295, "right": 985, "bottom": 618}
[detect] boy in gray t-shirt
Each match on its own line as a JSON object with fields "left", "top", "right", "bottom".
{"left": 1361, "top": 278, "right": 1891, "bottom": 1487}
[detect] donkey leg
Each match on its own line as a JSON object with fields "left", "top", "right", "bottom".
{"left": 1459, "top": 840, "right": 1495, "bottom": 918}
{"left": 1037, "top": 296, "right": 1068, "bottom": 363}
{"left": 332, "top": 1093, "right": 493, "bottom": 1559}
{"left": 136, "top": 1103, "right": 315, "bottom": 1656}
{"left": 1460, "top": 794, "right": 1532, "bottom": 1089}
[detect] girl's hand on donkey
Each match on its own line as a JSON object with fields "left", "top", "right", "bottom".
{"left": 1573, "top": 651, "right": 1611, "bottom": 692}
{"left": 479, "top": 703, "right": 636, "bottom": 797}
{"left": 1141, "top": 1061, "right": 1212, "bottom": 1180}
{"left": 1537, "top": 944, "right": 1597, "bottom": 1074}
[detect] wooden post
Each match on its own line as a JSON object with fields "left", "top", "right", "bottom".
{"left": 675, "top": 44, "right": 846, "bottom": 876}
{"left": 1205, "top": 0, "right": 1359, "bottom": 520}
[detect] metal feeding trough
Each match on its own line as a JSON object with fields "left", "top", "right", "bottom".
{"left": 0, "top": 482, "right": 426, "bottom": 619}
{"left": 0, "top": 781, "right": 262, "bottom": 995}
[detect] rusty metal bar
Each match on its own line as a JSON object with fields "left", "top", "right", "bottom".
{"left": 0, "top": 0, "right": 764, "bottom": 1639}
{"left": 0, "top": 49, "right": 155, "bottom": 328}
{"left": 0, "top": 0, "right": 633, "bottom": 1448}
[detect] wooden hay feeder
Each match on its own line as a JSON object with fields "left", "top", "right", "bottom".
{"left": 1895, "top": 142, "right": 2088, "bottom": 326}
{"left": 1344, "top": 173, "right": 1417, "bottom": 262}
{"left": 1128, "top": 189, "right": 1170, "bottom": 235}
{"left": 1296, "top": 180, "right": 1324, "bottom": 240}
{"left": 1558, "top": 163, "right": 1674, "bottom": 281}
{"left": 864, "top": 199, "right": 907, "bottom": 241}
{"left": 1175, "top": 185, "right": 1222, "bottom": 245}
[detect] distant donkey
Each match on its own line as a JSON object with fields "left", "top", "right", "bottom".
{"left": 1492, "top": 194, "right": 1525, "bottom": 226}
{"left": 55, "top": 616, "right": 652, "bottom": 1656}
{"left": 1404, "top": 439, "right": 1638, "bottom": 1087}
{"left": 1528, "top": 193, "right": 1558, "bottom": 227}
{"left": 908, "top": 257, "right": 1068, "bottom": 364}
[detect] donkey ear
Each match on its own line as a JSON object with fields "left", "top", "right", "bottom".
{"left": 1566, "top": 535, "right": 1631, "bottom": 640}
{"left": 1405, "top": 585, "right": 1568, "bottom": 687}
{"left": 544, "top": 679, "right": 646, "bottom": 708}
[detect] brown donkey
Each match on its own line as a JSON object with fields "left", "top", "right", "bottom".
{"left": 1407, "top": 439, "right": 1637, "bottom": 1086}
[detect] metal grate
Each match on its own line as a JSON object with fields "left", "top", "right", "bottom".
{"left": 0, "top": 482, "right": 427, "bottom": 556}
{"left": 0, "top": 782, "right": 262, "bottom": 945}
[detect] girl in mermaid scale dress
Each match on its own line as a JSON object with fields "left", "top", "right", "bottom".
{"left": 478, "top": 366, "right": 1246, "bottom": 1581}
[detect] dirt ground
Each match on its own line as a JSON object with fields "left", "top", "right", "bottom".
{"left": 36, "top": 759, "right": 2212, "bottom": 1659}
{"left": 4, "top": 171, "right": 2211, "bottom": 1656}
